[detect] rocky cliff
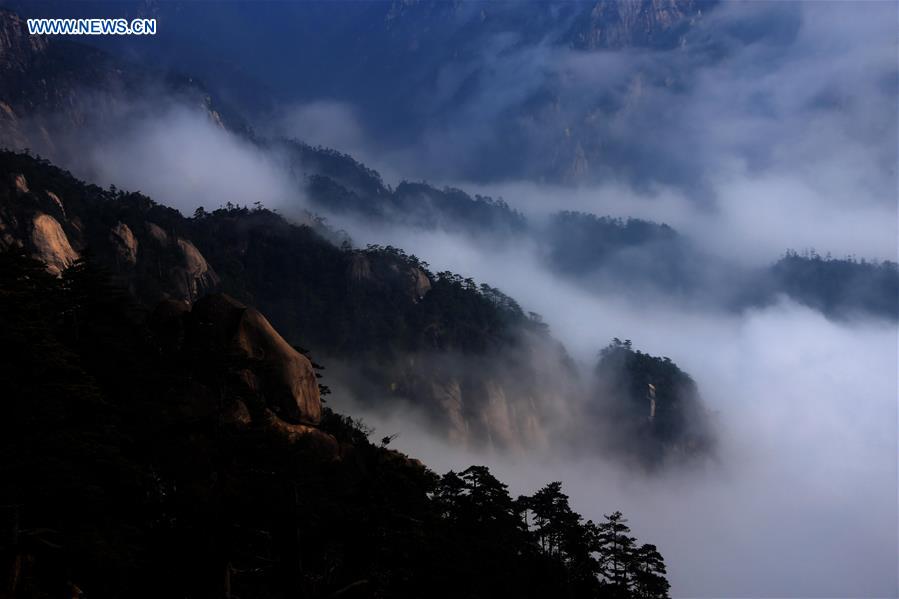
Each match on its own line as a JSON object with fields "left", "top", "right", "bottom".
{"left": 566, "top": 0, "right": 708, "bottom": 50}
{"left": 0, "top": 8, "right": 240, "bottom": 160}
{"left": 0, "top": 2, "right": 721, "bottom": 451}
{"left": 0, "top": 150, "right": 576, "bottom": 450}
{"left": 0, "top": 240, "right": 671, "bottom": 597}
{"left": 0, "top": 167, "right": 219, "bottom": 302}
{"left": 151, "top": 293, "right": 337, "bottom": 452}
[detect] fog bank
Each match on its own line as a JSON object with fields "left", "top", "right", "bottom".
{"left": 331, "top": 300, "right": 897, "bottom": 597}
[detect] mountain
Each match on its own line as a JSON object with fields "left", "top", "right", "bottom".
{"left": 18, "top": 6, "right": 875, "bottom": 462}
{"left": 566, "top": 0, "right": 709, "bottom": 50}
{"left": 0, "top": 150, "right": 587, "bottom": 451}
{"left": 1, "top": 0, "right": 716, "bottom": 184}
{"left": 0, "top": 8, "right": 560, "bottom": 443}
{"left": 0, "top": 6, "right": 590, "bottom": 451}
{"left": 539, "top": 211, "right": 696, "bottom": 295}
{"left": 289, "top": 140, "right": 528, "bottom": 235}
{"left": 760, "top": 251, "right": 899, "bottom": 321}
{"left": 0, "top": 4, "right": 893, "bottom": 597}
{"left": 292, "top": 144, "right": 898, "bottom": 319}
{"left": 0, "top": 244, "right": 672, "bottom": 598}
{"left": 1, "top": 0, "right": 711, "bottom": 106}
{"left": 0, "top": 7, "right": 247, "bottom": 158}
{"left": 591, "top": 339, "right": 714, "bottom": 465}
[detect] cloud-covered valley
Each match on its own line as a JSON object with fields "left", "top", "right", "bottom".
{"left": 3, "top": 1, "right": 896, "bottom": 596}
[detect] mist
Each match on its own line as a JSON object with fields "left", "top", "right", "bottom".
{"left": 25, "top": 82, "right": 899, "bottom": 599}
{"left": 298, "top": 196, "right": 895, "bottom": 595}
{"left": 462, "top": 173, "right": 898, "bottom": 269}
{"left": 383, "top": 2, "right": 897, "bottom": 197}
{"left": 267, "top": 101, "right": 367, "bottom": 158}
{"left": 18, "top": 95, "right": 306, "bottom": 216}
{"left": 6, "top": 1, "right": 896, "bottom": 595}
{"left": 328, "top": 279, "right": 897, "bottom": 597}
{"left": 21, "top": 52, "right": 892, "bottom": 599}
{"left": 85, "top": 104, "right": 300, "bottom": 213}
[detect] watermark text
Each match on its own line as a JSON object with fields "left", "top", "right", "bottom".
{"left": 27, "top": 18, "right": 156, "bottom": 36}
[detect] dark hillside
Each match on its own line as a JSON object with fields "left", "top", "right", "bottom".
{"left": 591, "top": 339, "right": 714, "bottom": 466}
{"left": 0, "top": 150, "right": 570, "bottom": 449}
{"left": 0, "top": 247, "right": 672, "bottom": 599}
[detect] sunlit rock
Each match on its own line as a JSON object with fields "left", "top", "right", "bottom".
{"left": 30, "top": 213, "right": 77, "bottom": 275}
{"left": 110, "top": 222, "right": 138, "bottom": 266}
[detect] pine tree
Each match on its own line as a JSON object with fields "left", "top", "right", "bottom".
{"left": 528, "top": 481, "right": 574, "bottom": 556}
{"left": 631, "top": 543, "right": 670, "bottom": 599}
{"left": 597, "top": 511, "right": 636, "bottom": 595}
{"left": 458, "top": 465, "right": 515, "bottom": 526}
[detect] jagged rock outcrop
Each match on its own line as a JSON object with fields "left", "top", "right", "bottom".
{"left": 146, "top": 221, "right": 168, "bottom": 244}
{"left": 30, "top": 213, "right": 77, "bottom": 275}
{"left": 109, "top": 221, "right": 138, "bottom": 266}
{"left": 0, "top": 169, "right": 220, "bottom": 299}
{"left": 191, "top": 293, "right": 322, "bottom": 425}
{"left": 590, "top": 339, "right": 714, "bottom": 465}
{"left": 410, "top": 266, "right": 431, "bottom": 299}
{"left": 13, "top": 173, "right": 28, "bottom": 193}
{"left": 45, "top": 190, "right": 64, "bottom": 216}
{"left": 152, "top": 294, "right": 334, "bottom": 452}
{"left": 0, "top": 151, "right": 581, "bottom": 453}
{"left": 567, "top": 0, "right": 706, "bottom": 50}
{"left": 382, "top": 344, "right": 569, "bottom": 451}
{"left": 0, "top": 10, "right": 49, "bottom": 148}
{"left": 347, "top": 250, "right": 432, "bottom": 301}
{"left": 0, "top": 9, "right": 49, "bottom": 72}
{"left": 173, "top": 237, "right": 219, "bottom": 300}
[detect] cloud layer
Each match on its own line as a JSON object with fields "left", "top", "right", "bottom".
{"left": 331, "top": 297, "right": 897, "bottom": 597}
{"left": 8, "top": 2, "right": 896, "bottom": 595}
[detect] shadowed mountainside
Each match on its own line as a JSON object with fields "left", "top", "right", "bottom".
{"left": 0, "top": 150, "right": 590, "bottom": 452}
{"left": 0, "top": 240, "right": 672, "bottom": 599}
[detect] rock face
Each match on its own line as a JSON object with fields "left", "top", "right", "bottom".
{"left": 110, "top": 222, "right": 138, "bottom": 266}
{"left": 432, "top": 379, "right": 467, "bottom": 445}
{"left": 0, "top": 168, "right": 220, "bottom": 300}
{"left": 1, "top": 173, "right": 81, "bottom": 271}
{"left": 134, "top": 219, "right": 220, "bottom": 302}
{"left": 187, "top": 294, "right": 322, "bottom": 426}
{"left": 410, "top": 266, "right": 431, "bottom": 300}
{"left": 0, "top": 11, "right": 50, "bottom": 147}
{"left": 0, "top": 8, "right": 243, "bottom": 159}
{"left": 173, "top": 238, "right": 219, "bottom": 300}
{"left": 0, "top": 151, "right": 574, "bottom": 453}
{"left": 146, "top": 222, "right": 168, "bottom": 244}
{"left": 567, "top": 0, "right": 704, "bottom": 50}
{"left": 0, "top": 9, "right": 49, "bottom": 72}
{"left": 30, "top": 213, "right": 77, "bottom": 275}
{"left": 347, "top": 251, "right": 432, "bottom": 302}
{"left": 384, "top": 344, "right": 569, "bottom": 451}
{"left": 13, "top": 173, "right": 28, "bottom": 193}
{"left": 440, "top": 375, "right": 551, "bottom": 451}
{"left": 150, "top": 294, "right": 334, "bottom": 452}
